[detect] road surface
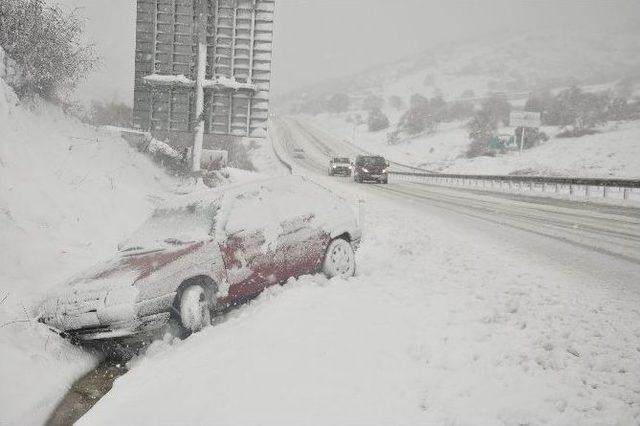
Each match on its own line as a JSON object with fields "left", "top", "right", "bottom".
{"left": 272, "top": 116, "right": 640, "bottom": 286}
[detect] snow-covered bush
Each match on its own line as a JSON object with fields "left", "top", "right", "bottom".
{"left": 0, "top": 0, "right": 96, "bottom": 100}
{"left": 361, "top": 94, "right": 384, "bottom": 111}
{"left": 465, "top": 109, "right": 496, "bottom": 158}
{"left": 88, "top": 100, "right": 133, "bottom": 128}
{"left": 327, "top": 93, "right": 350, "bottom": 114}
{"left": 367, "top": 107, "right": 389, "bottom": 132}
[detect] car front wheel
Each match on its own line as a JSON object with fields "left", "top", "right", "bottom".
{"left": 179, "top": 285, "right": 212, "bottom": 334}
{"left": 322, "top": 238, "right": 356, "bottom": 278}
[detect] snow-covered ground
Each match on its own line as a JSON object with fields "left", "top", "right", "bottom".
{"left": 78, "top": 169, "right": 640, "bottom": 425}
{"left": 306, "top": 113, "right": 640, "bottom": 178}
{"left": 0, "top": 64, "right": 177, "bottom": 423}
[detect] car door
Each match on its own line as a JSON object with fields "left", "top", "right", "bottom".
{"left": 274, "top": 213, "right": 329, "bottom": 282}
{"left": 220, "top": 228, "right": 279, "bottom": 302}
{"left": 219, "top": 192, "right": 280, "bottom": 303}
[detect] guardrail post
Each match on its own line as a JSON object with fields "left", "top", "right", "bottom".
{"left": 603, "top": 186, "right": 608, "bottom": 199}
{"left": 585, "top": 185, "right": 590, "bottom": 198}
{"left": 623, "top": 188, "right": 630, "bottom": 200}
{"left": 569, "top": 185, "right": 575, "bottom": 196}
{"left": 555, "top": 184, "right": 560, "bottom": 194}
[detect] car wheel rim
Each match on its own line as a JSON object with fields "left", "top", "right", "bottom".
{"left": 330, "top": 242, "right": 354, "bottom": 276}
{"left": 181, "top": 287, "right": 210, "bottom": 332}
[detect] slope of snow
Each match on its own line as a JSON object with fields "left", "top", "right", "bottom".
{"left": 276, "top": 29, "right": 640, "bottom": 111}
{"left": 307, "top": 114, "right": 640, "bottom": 178}
{"left": 78, "top": 174, "right": 640, "bottom": 425}
{"left": 0, "top": 63, "right": 176, "bottom": 424}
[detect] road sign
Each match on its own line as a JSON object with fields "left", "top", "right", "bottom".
{"left": 510, "top": 111, "right": 541, "bottom": 128}
{"left": 133, "top": 0, "right": 275, "bottom": 153}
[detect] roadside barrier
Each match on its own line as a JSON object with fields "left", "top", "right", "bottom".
{"left": 389, "top": 171, "right": 640, "bottom": 204}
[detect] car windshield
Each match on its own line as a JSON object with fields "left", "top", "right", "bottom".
{"left": 119, "top": 203, "right": 218, "bottom": 251}
{"left": 359, "top": 156, "right": 386, "bottom": 166}
{"left": 333, "top": 158, "right": 350, "bottom": 163}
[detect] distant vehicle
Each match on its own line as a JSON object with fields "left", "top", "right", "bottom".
{"left": 292, "top": 148, "right": 305, "bottom": 159}
{"left": 353, "top": 155, "right": 389, "bottom": 184}
{"left": 328, "top": 157, "right": 352, "bottom": 177}
{"left": 39, "top": 177, "right": 362, "bottom": 342}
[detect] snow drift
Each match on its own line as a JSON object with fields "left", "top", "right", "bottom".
{"left": 0, "top": 46, "right": 175, "bottom": 425}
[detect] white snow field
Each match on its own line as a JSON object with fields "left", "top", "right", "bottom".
{"left": 78, "top": 127, "right": 640, "bottom": 425}
{"left": 0, "top": 56, "right": 176, "bottom": 424}
{"left": 307, "top": 113, "right": 640, "bottom": 179}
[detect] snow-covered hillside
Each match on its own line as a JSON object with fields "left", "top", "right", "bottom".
{"left": 277, "top": 29, "right": 640, "bottom": 108}
{"left": 0, "top": 49, "right": 176, "bottom": 424}
{"left": 277, "top": 29, "right": 640, "bottom": 179}
{"left": 308, "top": 114, "right": 640, "bottom": 178}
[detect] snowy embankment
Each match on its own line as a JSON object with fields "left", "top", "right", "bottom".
{"left": 0, "top": 54, "right": 175, "bottom": 423}
{"left": 78, "top": 173, "right": 640, "bottom": 425}
{"left": 306, "top": 113, "right": 640, "bottom": 178}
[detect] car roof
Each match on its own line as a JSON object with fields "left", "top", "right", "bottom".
{"left": 159, "top": 175, "right": 314, "bottom": 210}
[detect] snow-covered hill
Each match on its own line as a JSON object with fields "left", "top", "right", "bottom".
{"left": 0, "top": 48, "right": 176, "bottom": 424}
{"left": 278, "top": 29, "right": 640, "bottom": 178}
{"left": 309, "top": 114, "right": 640, "bottom": 178}
{"left": 277, "top": 29, "right": 640, "bottom": 108}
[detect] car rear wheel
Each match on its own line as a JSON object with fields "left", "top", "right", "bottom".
{"left": 322, "top": 238, "right": 356, "bottom": 278}
{"left": 179, "top": 285, "right": 211, "bottom": 334}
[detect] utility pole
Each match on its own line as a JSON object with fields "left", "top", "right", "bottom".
{"left": 191, "top": 0, "right": 208, "bottom": 175}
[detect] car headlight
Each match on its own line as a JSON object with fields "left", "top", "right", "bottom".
{"left": 361, "top": 167, "right": 369, "bottom": 173}
{"left": 383, "top": 168, "right": 389, "bottom": 173}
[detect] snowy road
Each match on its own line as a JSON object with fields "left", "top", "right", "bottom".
{"left": 275, "top": 116, "right": 640, "bottom": 274}
{"left": 76, "top": 118, "right": 640, "bottom": 425}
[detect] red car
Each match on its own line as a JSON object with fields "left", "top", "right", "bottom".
{"left": 39, "top": 176, "right": 362, "bottom": 341}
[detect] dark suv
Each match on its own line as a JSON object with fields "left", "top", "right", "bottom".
{"left": 353, "top": 155, "right": 389, "bottom": 184}
{"left": 328, "top": 157, "right": 352, "bottom": 176}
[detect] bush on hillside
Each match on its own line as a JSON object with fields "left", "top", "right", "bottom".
{"left": 88, "top": 101, "right": 133, "bottom": 128}
{"left": 524, "top": 87, "right": 634, "bottom": 134}
{"left": 0, "top": 0, "right": 97, "bottom": 100}
{"left": 465, "top": 109, "right": 496, "bottom": 158}
{"left": 367, "top": 107, "right": 389, "bottom": 132}
{"left": 327, "top": 93, "right": 350, "bottom": 114}
{"left": 361, "top": 94, "right": 384, "bottom": 112}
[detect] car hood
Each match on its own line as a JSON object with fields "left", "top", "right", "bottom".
{"left": 64, "top": 241, "right": 206, "bottom": 289}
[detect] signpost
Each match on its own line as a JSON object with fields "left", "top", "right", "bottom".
{"left": 133, "top": 0, "right": 275, "bottom": 172}
{"left": 510, "top": 111, "right": 541, "bottom": 155}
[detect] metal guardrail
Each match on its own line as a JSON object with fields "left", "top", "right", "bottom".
{"left": 389, "top": 171, "right": 640, "bottom": 202}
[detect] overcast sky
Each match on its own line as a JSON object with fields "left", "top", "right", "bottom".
{"left": 55, "top": 0, "right": 640, "bottom": 105}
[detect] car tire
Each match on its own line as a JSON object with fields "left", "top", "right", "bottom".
{"left": 322, "top": 238, "right": 356, "bottom": 279}
{"left": 179, "top": 285, "right": 212, "bottom": 334}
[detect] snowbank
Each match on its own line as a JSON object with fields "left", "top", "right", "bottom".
{"left": 78, "top": 175, "right": 640, "bottom": 425}
{"left": 0, "top": 58, "right": 175, "bottom": 424}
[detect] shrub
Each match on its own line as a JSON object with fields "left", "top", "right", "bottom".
{"left": 397, "top": 94, "right": 440, "bottom": 135}
{"left": 88, "top": 101, "right": 133, "bottom": 128}
{"left": 0, "top": 0, "right": 97, "bottom": 100}
{"left": 327, "top": 93, "right": 350, "bottom": 114}
{"left": 361, "top": 94, "right": 384, "bottom": 112}
{"left": 367, "top": 107, "right": 389, "bottom": 132}
{"left": 465, "top": 109, "right": 496, "bottom": 158}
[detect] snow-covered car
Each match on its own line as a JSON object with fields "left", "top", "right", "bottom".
{"left": 38, "top": 176, "right": 362, "bottom": 342}
{"left": 328, "top": 157, "right": 352, "bottom": 177}
{"left": 292, "top": 148, "right": 306, "bottom": 159}
{"left": 353, "top": 155, "right": 389, "bottom": 184}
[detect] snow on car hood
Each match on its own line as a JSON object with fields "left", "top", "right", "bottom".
{"left": 63, "top": 241, "right": 205, "bottom": 289}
